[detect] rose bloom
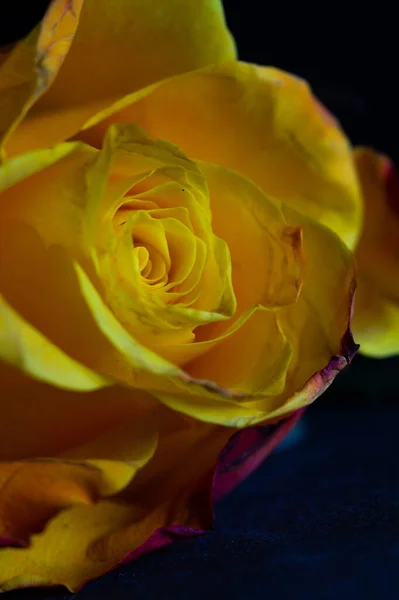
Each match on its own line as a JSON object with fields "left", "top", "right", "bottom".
{"left": 0, "top": 0, "right": 396, "bottom": 593}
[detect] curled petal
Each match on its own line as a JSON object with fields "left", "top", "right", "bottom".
{"left": 0, "top": 498, "right": 149, "bottom": 592}
{"left": 36, "top": 0, "right": 236, "bottom": 108}
{"left": 352, "top": 148, "right": 399, "bottom": 357}
{"left": 0, "top": 458, "right": 138, "bottom": 546}
{"left": 0, "top": 384, "right": 159, "bottom": 591}
{"left": 275, "top": 204, "right": 359, "bottom": 407}
{"left": 5, "top": 0, "right": 236, "bottom": 155}
{"left": 77, "top": 61, "right": 362, "bottom": 249}
{"left": 88, "top": 124, "right": 236, "bottom": 350}
{"left": 0, "top": 295, "right": 109, "bottom": 392}
{"left": 198, "top": 162, "right": 304, "bottom": 312}
{"left": 0, "top": 0, "right": 83, "bottom": 153}
{"left": 144, "top": 163, "right": 304, "bottom": 368}
{"left": 0, "top": 408, "right": 300, "bottom": 593}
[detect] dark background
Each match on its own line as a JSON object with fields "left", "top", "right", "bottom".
{"left": 1, "top": 1, "right": 399, "bottom": 598}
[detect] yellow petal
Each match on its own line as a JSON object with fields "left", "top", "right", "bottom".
{"left": 352, "top": 148, "right": 399, "bottom": 357}
{"left": 78, "top": 61, "right": 362, "bottom": 249}
{"left": 0, "top": 0, "right": 84, "bottom": 153}
{"left": 4, "top": 0, "right": 236, "bottom": 156}
{"left": 128, "top": 409, "right": 232, "bottom": 509}
{"left": 0, "top": 362, "right": 158, "bottom": 460}
{"left": 199, "top": 162, "right": 304, "bottom": 313}
{"left": 352, "top": 283, "right": 399, "bottom": 358}
{"left": 37, "top": 0, "right": 236, "bottom": 109}
{"left": 0, "top": 408, "right": 230, "bottom": 593}
{"left": 0, "top": 145, "right": 113, "bottom": 395}
{"left": 0, "top": 380, "right": 160, "bottom": 591}
{"left": 0, "top": 457, "right": 136, "bottom": 545}
{"left": 276, "top": 204, "right": 358, "bottom": 407}
{"left": 0, "top": 499, "right": 145, "bottom": 592}
{"left": 0, "top": 295, "right": 109, "bottom": 392}
{"left": 187, "top": 308, "right": 293, "bottom": 396}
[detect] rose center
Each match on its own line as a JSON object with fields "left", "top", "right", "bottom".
{"left": 133, "top": 242, "right": 169, "bottom": 286}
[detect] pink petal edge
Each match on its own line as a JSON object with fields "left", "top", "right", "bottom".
{"left": 108, "top": 323, "right": 359, "bottom": 579}
{"left": 0, "top": 536, "right": 28, "bottom": 549}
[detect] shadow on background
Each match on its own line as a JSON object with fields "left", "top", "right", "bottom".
{"left": 1, "top": 1, "right": 398, "bottom": 598}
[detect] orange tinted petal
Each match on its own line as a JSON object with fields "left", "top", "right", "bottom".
{"left": 5, "top": 0, "right": 235, "bottom": 156}
{"left": 199, "top": 163, "right": 303, "bottom": 313}
{"left": 152, "top": 205, "right": 357, "bottom": 427}
{"left": 0, "top": 408, "right": 231, "bottom": 593}
{"left": 79, "top": 62, "right": 361, "bottom": 248}
{"left": 0, "top": 458, "right": 136, "bottom": 545}
{"left": 0, "top": 362, "right": 156, "bottom": 460}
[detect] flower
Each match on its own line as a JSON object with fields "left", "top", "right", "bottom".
{"left": 0, "top": 0, "right": 358, "bottom": 592}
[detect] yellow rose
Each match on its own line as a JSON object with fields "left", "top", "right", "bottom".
{"left": 0, "top": 0, "right": 358, "bottom": 592}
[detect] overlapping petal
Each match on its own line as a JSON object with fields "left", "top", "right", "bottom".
{"left": 36, "top": 0, "right": 236, "bottom": 108}
{"left": 76, "top": 61, "right": 362, "bottom": 249}
{"left": 85, "top": 124, "right": 237, "bottom": 358}
{"left": 0, "top": 458, "right": 138, "bottom": 546}
{"left": 3, "top": 0, "right": 236, "bottom": 156}
{"left": 151, "top": 188, "right": 357, "bottom": 427}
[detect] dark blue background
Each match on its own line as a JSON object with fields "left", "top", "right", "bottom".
{"left": 1, "top": 2, "right": 398, "bottom": 598}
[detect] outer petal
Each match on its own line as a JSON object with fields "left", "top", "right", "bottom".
{"left": 77, "top": 61, "right": 362, "bottom": 249}
{"left": 0, "top": 0, "right": 84, "bottom": 153}
{"left": 101, "top": 411, "right": 302, "bottom": 592}
{"left": 0, "top": 406, "right": 300, "bottom": 593}
{"left": 0, "top": 405, "right": 230, "bottom": 592}
{"left": 37, "top": 0, "right": 236, "bottom": 108}
{"left": 0, "top": 374, "right": 160, "bottom": 592}
{"left": 275, "top": 205, "right": 359, "bottom": 407}
{"left": 4, "top": 0, "right": 236, "bottom": 155}
{"left": 0, "top": 362, "right": 159, "bottom": 461}
{"left": 352, "top": 148, "right": 399, "bottom": 357}
{"left": 0, "top": 458, "right": 138, "bottom": 546}
{"left": 0, "top": 294, "right": 109, "bottom": 393}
